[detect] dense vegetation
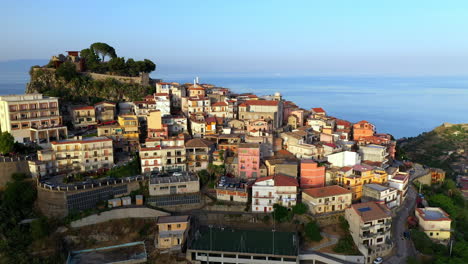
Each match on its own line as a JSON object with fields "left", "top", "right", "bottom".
{"left": 28, "top": 42, "right": 157, "bottom": 103}
{"left": 333, "top": 216, "right": 360, "bottom": 255}
{"left": 411, "top": 179, "right": 468, "bottom": 263}
{"left": 0, "top": 173, "right": 64, "bottom": 263}
{"left": 0, "top": 131, "right": 14, "bottom": 154}
{"left": 398, "top": 124, "right": 467, "bottom": 176}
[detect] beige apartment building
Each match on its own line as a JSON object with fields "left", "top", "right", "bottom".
{"left": 302, "top": 185, "right": 352, "bottom": 215}
{"left": 140, "top": 136, "right": 186, "bottom": 173}
{"left": 0, "top": 94, "right": 67, "bottom": 145}
{"left": 345, "top": 202, "right": 393, "bottom": 264}
{"left": 156, "top": 215, "right": 190, "bottom": 250}
{"left": 149, "top": 172, "right": 199, "bottom": 196}
{"left": 415, "top": 207, "right": 451, "bottom": 244}
{"left": 29, "top": 136, "right": 114, "bottom": 177}
{"left": 72, "top": 106, "right": 97, "bottom": 128}
{"left": 94, "top": 101, "right": 116, "bottom": 123}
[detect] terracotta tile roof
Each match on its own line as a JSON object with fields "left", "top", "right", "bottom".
{"left": 212, "top": 102, "right": 228, "bottom": 107}
{"left": 185, "top": 138, "right": 214, "bottom": 148}
{"left": 339, "top": 166, "right": 353, "bottom": 172}
{"left": 255, "top": 174, "right": 299, "bottom": 187}
{"left": 94, "top": 101, "right": 116, "bottom": 106}
{"left": 238, "top": 103, "right": 247, "bottom": 107}
{"left": 246, "top": 100, "right": 279, "bottom": 106}
{"left": 351, "top": 201, "right": 391, "bottom": 222}
{"left": 205, "top": 116, "right": 216, "bottom": 123}
{"left": 356, "top": 120, "right": 370, "bottom": 124}
{"left": 312, "top": 107, "right": 326, "bottom": 113}
{"left": 239, "top": 143, "right": 260, "bottom": 149}
{"left": 353, "top": 164, "right": 374, "bottom": 172}
{"left": 303, "top": 185, "right": 352, "bottom": 198}
{"left": 73, "top": 106, "right": 94, "bottom": 110}
{"left": 323, "top": 143, "right": 338, "bottom": 148}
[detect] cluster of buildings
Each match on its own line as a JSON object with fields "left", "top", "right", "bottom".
{"left": 1, "top": 77, "right": 452, "bottom": 264}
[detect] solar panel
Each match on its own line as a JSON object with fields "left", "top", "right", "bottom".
{"left": 358, "top": 207, "right": 371, "bottom": 212}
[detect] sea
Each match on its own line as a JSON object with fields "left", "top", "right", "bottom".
{"left": 1, "top": 65, "right": 467, "bottom": 139}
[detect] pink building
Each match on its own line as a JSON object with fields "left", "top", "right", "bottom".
{"left": 300, "top": 160, "right": 326, "bottom": 188}
{"left": 290, "top": 109, "right": 305, "bottom": 126}
{"left": 238, "top": 143, "right": 261, "bottom": 178}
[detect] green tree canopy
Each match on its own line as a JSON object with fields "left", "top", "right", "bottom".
{"left": 292, "top": 202, "right": 308, "bottom": 215}
{"left": 428, "top": 194, "right": 457, "bottom": 217}
{"left": 0, "top": 131, "right": 15, "bottom": 154}
{"left": 305, "top": 221, "right": 323, "bottom": 241}
{"left": 108, "top": 57, "right": 127, "bottom": 75}
{"left": 272, "top": 204, "right": 290, "bottom": 222}
{"left": 55, "top": 61, "right": 78, "bottom": 82}
{"left": 90, "top": 42, "right": 117, "bottom": 62}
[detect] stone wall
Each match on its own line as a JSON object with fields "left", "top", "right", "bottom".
{"left": 0, "top": 158, "right": 31, "bottom": 189}
{"left": 86, "top": 72, "right": 150, "bottom": 86}
{"left": 70, "top": 207, "right": 169, "bottom": 228}
{"left": 315, "top": 211, "right": 345, "bottom": 226}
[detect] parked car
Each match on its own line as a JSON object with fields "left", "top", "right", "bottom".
{"left": 373, "top": 257, "right": 383, "bottom": 264}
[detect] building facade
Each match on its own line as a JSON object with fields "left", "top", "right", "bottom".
{"left": 238, "top": 143, "right": 261, "bottom": 179}
{"left": 302, "top": 185, "right": 352, "bottom": 215}
{"left": 156, "top": 215, "right": 190, "bottom": 250}
{"left": 252, "top": 174, "right": 298, "bottom": 212}
{"left": 300, "top": 160, "right": 326, "bottom": 188}
{"left": 0, "top": 94, "right": 67, "bottom": 145}
{"left": 345, "top": 202, "right": 393, "bottom": 264}
{"left": 29, "top": 136, "right": 114, "bottom": 177}
{"left": 415, "top": 207, "right": 451, "bottom": 244}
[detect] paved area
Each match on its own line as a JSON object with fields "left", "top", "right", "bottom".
{"left": 309, "top": 232, "right": 339, "bottom": 250}
{"left": 385, "top": 164, "right": 427, "bottom": 263}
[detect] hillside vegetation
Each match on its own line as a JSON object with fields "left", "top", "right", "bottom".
{"left": 398, "top": 123, "right": 467, "bottom": 176}
{"left": 26, "top": 42, "right": 156, "bottom": 104}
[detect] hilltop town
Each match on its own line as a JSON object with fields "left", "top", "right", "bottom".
{"left": 0, "top": 48, "right": 467, "bottom": 264}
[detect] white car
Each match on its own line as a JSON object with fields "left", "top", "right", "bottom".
{"left": 373, "top": 257, "right": 383, "bottom": 264}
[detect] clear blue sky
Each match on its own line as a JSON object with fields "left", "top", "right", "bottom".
{"left": 2, "top": 0, "right": 468, "bottom": 75}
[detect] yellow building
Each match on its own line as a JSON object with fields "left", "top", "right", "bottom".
{"left": 302, "top": 185, "right": 352, "bottom": 215}
{"left": 336, "top": 164, "right": 388, "bottom": 201}
{"left": 415, "top": 207, "right": 451, "bottom": 244}
{"left": 0, "top": 94, "right": 67, "bottom": 145}
{"left": 156, "top": 215, "right": 190, "bottom": 250}
{"left": 98, "top": 114, "right": 139, "bottom": 152}
{"left": 28, "top": 136, "right": 114, "bottom": 177}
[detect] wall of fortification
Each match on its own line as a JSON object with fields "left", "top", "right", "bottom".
{"left": 0, "top": 158, "right": 31, "bottom": 189}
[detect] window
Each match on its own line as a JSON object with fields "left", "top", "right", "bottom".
{"left": 430, "top": 232, "right": 433, "bottom": 236}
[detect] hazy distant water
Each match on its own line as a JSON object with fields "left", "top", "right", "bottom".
{"left": 1, "top": 69, "right": 467, "bottom": 139}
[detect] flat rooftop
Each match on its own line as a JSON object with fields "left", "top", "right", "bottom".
{"left": 67, "top": 241, "right": 146, "bottom": 264}
{"left": 149, "top": 173, "right": 198, "bottom": 184}
{"left": 189, "top": 226, "right": 298, "bottom": 256}
{"left": 364, "top": 183, "right": 389, "bottom": 192}
{"left": 417, "top": 207, "right": 451, "bottom": 221}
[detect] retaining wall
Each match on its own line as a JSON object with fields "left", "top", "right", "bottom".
{"left": 0, "top": 158, "right": 31, "bottom": 189}
{"left": 70, "top": 207, "right": 169, "bottom": 228}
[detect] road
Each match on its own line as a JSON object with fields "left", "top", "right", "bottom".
{"left": 385, "top": 164, "right": 428, "bottom": 263}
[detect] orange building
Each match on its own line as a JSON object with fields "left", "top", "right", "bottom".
{"left": 353, "top": 120, "right": 375, "bottom": 141}
{"left": 300, "top": 160, "right": 326, "bottom": 188}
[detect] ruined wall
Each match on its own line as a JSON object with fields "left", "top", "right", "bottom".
{"left": 0, "top": 159, "right": 31, "bottom": 189}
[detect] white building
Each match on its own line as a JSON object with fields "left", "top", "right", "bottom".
{"left": 252, "top": 174, "right": 298, "bottom": 213}
{"left": 327, "top": 151, "right": 361, "bottom": 167}
{"left": 362, "top": 184, "right": 400, "bottom": 208}
{"left": 388, "top": 172, "right": 409, "bottom": 203}
{"left": 162, "top": 115, "right": 187, "bottom": 136}
{"left": 154, "top": 93, "right": 171, "bottom": 117}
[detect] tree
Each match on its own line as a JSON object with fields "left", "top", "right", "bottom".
{"left": 80, "top": 48, "right": 101, "bottom": 72}
{"left": 108, "top": 57, "right": 127, "bottom": 75}
{"left": 55, "top": 61, "right": 78, "bottom": 82}
{"left": 126, "top": 58, "right": 138, "bottom": 77}
{"left": 292, "top": 202, "right": 308, "bottom": 215}
{"left": 30, "top": 217, "right": 49, "bottom": 241}
{"left": 0, "top": 131, "right": 14, "bottom": 154}
{"left": 143, "top": 59, "right": 156, "bottom": 72}
{"left": 305, "top": 221, "right": 323, "bottom": 241}
{"left": 272, "top": 204, "right": 289, "bottom": 222}
{"left": 428, "top": 194, "right": 457, "bottom": 217}
{"left": 90, "top": 42, "right": 117, "bottom": 62}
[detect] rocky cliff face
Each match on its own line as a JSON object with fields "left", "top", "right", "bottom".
{"left": 27, "top": 67, "right": 154, "bottom": 103}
